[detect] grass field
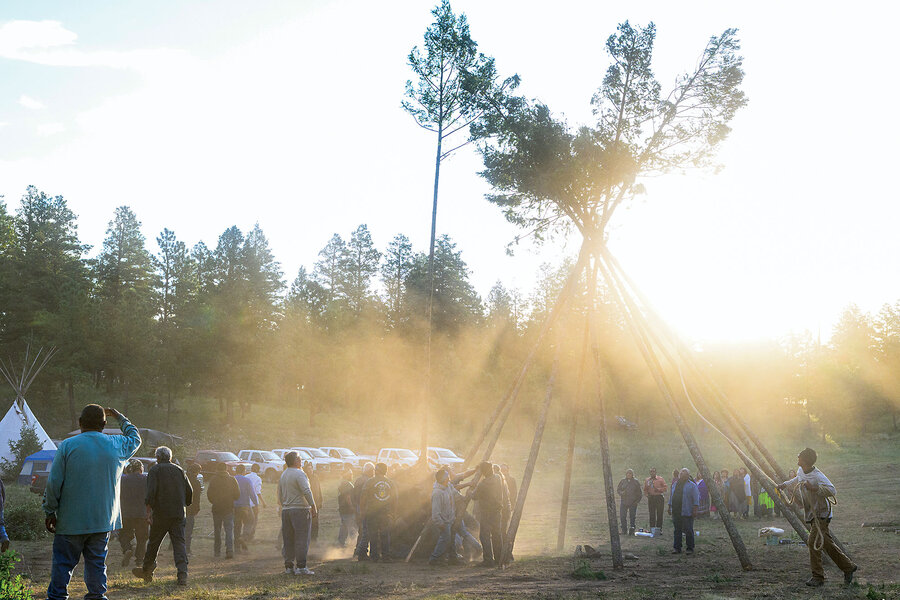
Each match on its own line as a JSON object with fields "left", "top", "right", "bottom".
{"left": 9, "top": 398, "right": 900, "bottom": 599}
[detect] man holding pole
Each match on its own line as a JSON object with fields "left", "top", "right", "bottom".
{"left": 777, "top": 448, "right": 857, "bottom": 587}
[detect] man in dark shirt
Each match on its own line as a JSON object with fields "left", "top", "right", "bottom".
{"left": 353, "top": 462, "right": 374, "bottom": 560}
{"left": 206, "top": 461, "right": 240, "bottom": 558}
{"left": 337, "top": 469, "right": 356, "bottom": 547}
{"left": 472, "top": 462, "right": 510, "bottom": 567}
{"left": 132, "top": 446, "right": 193, "bottom": 585}
{"left": 118, "top": 460, "right": 148, "bottom": 567}
{"left": 616, "top": 469, "right": 643, "bottom": 536}
{"left": 359, "top": 463, "right": 396, "bottom": 561}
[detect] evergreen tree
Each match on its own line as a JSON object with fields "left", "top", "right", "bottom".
{"left": 313, "top": 234, "right": 349, "bottom": 316}
{"left": 342, "top": 224, "right": 381, "bottom": 318}
{"left": 381, "top": 234, "right": 414, "bottom": 328}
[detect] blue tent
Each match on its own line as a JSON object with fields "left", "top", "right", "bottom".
{"left": 18, "top": 449, "right": 56, "bottom": 486}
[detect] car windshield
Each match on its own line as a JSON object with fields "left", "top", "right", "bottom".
{"left": 306, "top": 448, "right": 328, "bottom": 458}
{"left": 437, "top": 450, "right": 458, "bottom": 458}
{"left": 337, "top": 448, "right": 354, "bottom": 457}
{"left": 259, "top": 451, "right": 280, "bottom": 461}
{"left": 292, "top": 449, "right": 312, "bottom": 458}
{"left": 396, "top": 449, "right": 416, "bottom": 458}
{"left": 214, "top": 452, "right": 239, "bottom": 461}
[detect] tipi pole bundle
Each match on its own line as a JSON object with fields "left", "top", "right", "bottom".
{"left": 462, "top": 246, "right": 591, "bottom": 469}
{"left": 601, "top": 249, "right": 853, "bottom": 559}
{"left": 0, "top": 345, "right": 59, "bottom": 411}
{"left": 594, "top": 254, "right": 753, "bottom": 570}
{"left": 503, "top": 351, "right": 560, "bottom": 566}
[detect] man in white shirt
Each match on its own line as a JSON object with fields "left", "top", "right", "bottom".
{"left": 247, "top": 464, "right": 266, "bottom": 540}
{"left": 777, "top": 448, "right": 856, "bottom": 587}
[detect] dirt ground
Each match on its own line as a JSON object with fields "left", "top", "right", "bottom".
{"left": 13, "top": 437, "right": 900, "bottom": 599}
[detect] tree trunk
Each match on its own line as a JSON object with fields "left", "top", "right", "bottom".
{"left": 504, "top": 355, "right": 559, "bottom": 565}
{"left": 67, "top": 377, "right": 77, "bottom": 431}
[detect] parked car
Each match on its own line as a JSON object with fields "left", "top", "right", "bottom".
{"left": 319, "top": 447, "right": 374, "bottom": 469}
{"left": 419, "top": 447, "right": 465, "bottom": 470}
{"left": 292, "top": 446, "right": 342, "bottom": 476}
{"left": 18, "top": 449, "right": 56, "bottom": 495}
{"left": 238, "top": 449, "right": 284, "bottom": 482}
{"left": 272, "top": 447, "right": 315, "bottom": 466}
{"left": 188, "top": 450, "right": 252, "bottom": 476}
{"left": 376, "top": 447, "right": 418, "bottom": 468}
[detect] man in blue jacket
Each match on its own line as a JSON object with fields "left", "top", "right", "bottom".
{"left": 43, "top": 405, "right": 141, "bottom": 600}
{"left": 667, "top": 467, "right": 699, "bottom": 554}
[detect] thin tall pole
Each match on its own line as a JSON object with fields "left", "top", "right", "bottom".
{"left": 557, "top": 315, "right": 589, "bottom": 552}
{"left": 596, "top": 254, "right": 753, "bottom": 570}
{"left": 504, "top": 351, "right": 560, "bottom": 566}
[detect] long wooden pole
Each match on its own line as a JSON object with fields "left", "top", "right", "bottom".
{"left": 595, "top": 254, "right": 753, "bottom": 570}
{"left": 503, "top": 351, "right": 560, "bottom": 566}
{"left": 557, "top": 314, "right": 590, "bottom": 552}
{"left": 602, "top": 249, "right": 851, "bottom": 558}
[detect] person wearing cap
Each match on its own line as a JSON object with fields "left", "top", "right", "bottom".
{"left": 777, "top": 448, "right": 857, "bottom": 587}
{"left": 43, "top": 404, "right": 142, "bottom": 600}
{"left": 118, "top": 459, "right": 149, "bottom": 567}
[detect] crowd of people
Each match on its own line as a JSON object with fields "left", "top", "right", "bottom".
{"left": 4, "top": 403, "right": 856, "bottom": 598}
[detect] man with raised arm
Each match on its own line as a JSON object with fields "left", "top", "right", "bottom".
{"left": 43, "top": 405, "right": 141, "bottom": 600}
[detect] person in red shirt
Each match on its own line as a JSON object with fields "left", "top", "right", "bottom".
{"left": 644, "top": 468, "right": 667, "bottom": 533}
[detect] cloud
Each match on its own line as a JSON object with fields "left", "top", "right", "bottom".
{"left": 36, "top": 122, "right": 65, "bottom": 136}
{"left": 0, "top": 20, "right": 77, "bottom": 55}
{"left": 18, "top": 94, "right": 45, "bottom": 110}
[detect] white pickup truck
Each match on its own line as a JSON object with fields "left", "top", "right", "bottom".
{"left": 420, "top": 447, "right": 465, "bottom": 470}
{"left": 320, "top": 447, "right": 375, "bottom": 469}
{"left": 237, "top": 450, "right": 284, "bottom": 482}
{"left": 376, "top": 447, "right": 419, "bottom": 468}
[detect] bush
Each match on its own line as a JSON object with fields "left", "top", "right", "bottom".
{"left": 0, "top": 550, "right": 34, "bottom": 600}
{"left": 571, "top": 559, "right": 607, "bottom": 580}
{"left": 0, "top": 424, "right": 43, "bottom": 482}
{"left": 3, "top": 485, "right": 48, "bottom": 541}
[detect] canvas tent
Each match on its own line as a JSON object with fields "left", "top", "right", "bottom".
{"left": 0, "top": 400, "right": 57, "bottom": 464}
{"left": 0, "top": 346, "right": 58, "bottom": 464}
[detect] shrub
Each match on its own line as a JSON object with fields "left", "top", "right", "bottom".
{"left": 0, "top": 424, "right": 43, "bottom": 482}
{"left": 3, "top": 485, "right": 48, "bottom": 541}
{"left": 0, "top": 550, "right": 34, "bottom": 600}
{"left": 571, "top": 559, "right": 607, "bottom": 580}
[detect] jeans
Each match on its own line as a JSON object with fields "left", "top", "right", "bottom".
{"left": 429, "top": 522, "right": 453, "bottom": 561}
{"left": 354, "top": 516, "right": 369, "bottom": 557}
{"left": 212, "top": 511, "right": 234, "bottom": 557}
{"left": 234, "top": 506, "right": 253, "bottom": 550}
{"left": 365, "top": 513, "right": 391, "bottom": 560}
{"left": 455, "top": 519, "right": 482, "bottom": 559}
{"left": 672, "top": 515, "right": 694, "bottom": 552}
{"left": 118, "top": 517, "right": 149, "bottom": 563}
{"left": 620, "top": 501, "right": 637, "bottom": 532}
{"left": 48, "top": 532, "right": 110, "bottom": 600}
{"left": 338, "top": 513, "right": 356, "bottom": 547}
{"left": 648, "top": 495, "right": 664, "bottom": 528}
{"left": 185, "top": 514, "right": 196, "bottom": 554}
{"left": 142, "top": 516, "right": 188, "bottom": 577}
{"left": 478, "top": 511, "right": 503, "bottom": 564}
{"left": 282, "top": 508, "right": 311, "bottom": 569}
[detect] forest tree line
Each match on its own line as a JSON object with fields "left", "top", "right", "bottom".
{"left": 0, "top": 185, "right": 897, "bottom": 439}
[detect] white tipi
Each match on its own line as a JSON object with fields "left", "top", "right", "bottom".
{"left": 0, "top": 346, "right": 57, "bottom": 464}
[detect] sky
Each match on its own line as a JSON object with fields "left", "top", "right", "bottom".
{"left": 1, "top": 1, "right": 898, "bottom": 344}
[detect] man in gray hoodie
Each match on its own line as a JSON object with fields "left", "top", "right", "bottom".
{"left": 278, "top": 451, "right": 318, "bottom": 575}
{"left": 428, "top": 469, "right": 456, "bottom": 566}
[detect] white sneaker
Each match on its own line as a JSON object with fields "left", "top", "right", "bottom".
{"left": 294, "top": 567, "right": 315, "bottom": 575}
{"left": 284, "top": 567, "right": 294, "bottom": 574}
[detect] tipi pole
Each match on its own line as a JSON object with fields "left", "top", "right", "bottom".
{"left": 589, "top": 327, "right": 625, "bottom": 568}
{"left": 601, "top": 249, "right": 852, "bottom": 556}
{"left": 595, "top": 254, "right": 753, "bottom": 570}
{"left": 461, "top": 247, "right": 590, "bottom": 469}
{"left": 556, "top": 316, "right": 588, "bottom": 552}
{"left": 503, "top": 351, "right": 560, "bottom": 566}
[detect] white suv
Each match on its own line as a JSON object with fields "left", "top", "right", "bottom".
{"left": 376, "top": 447, "right": 419, "bottom": 468}
{"left": 292, "top": 446, "right": 343, "bottom": 476}
{"left": 320, "top": 447, "right": 374, "bottom": 469}
{"left": 421, "top": 447, "right": 465, "bottom": 470}
{"left": 237, "top": 450, "right": 284, "bottom": 482}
